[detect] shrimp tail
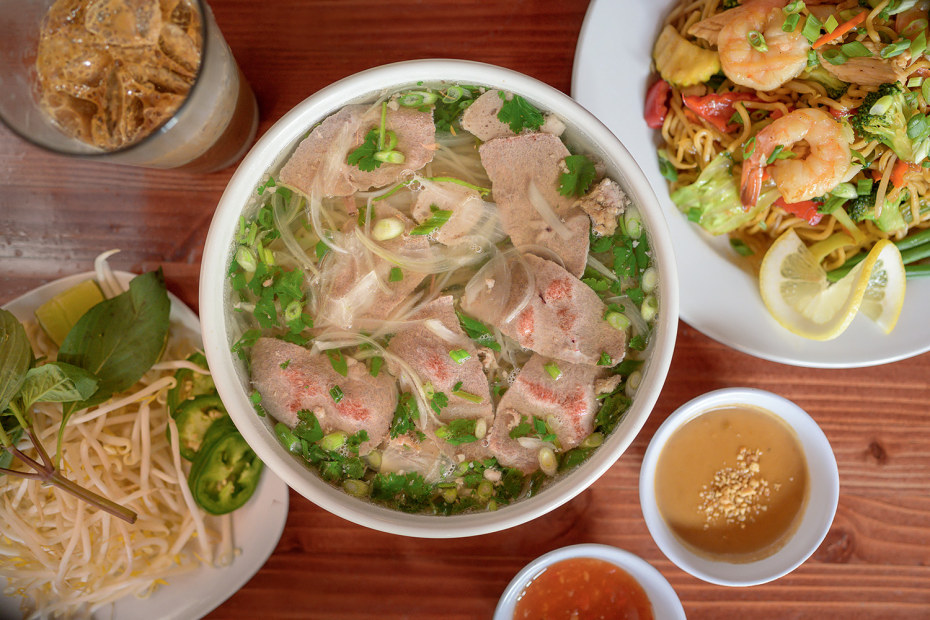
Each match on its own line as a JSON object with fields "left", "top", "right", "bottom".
{"left": 739, "top": 159, "right": 763, "bottom": 210}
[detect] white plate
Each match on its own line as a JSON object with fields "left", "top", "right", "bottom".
{"left": 1, "top": 271, "right": 289, "bottom": 620}
{"left": 572, "top": 0, "right": 930, "bottom": 368}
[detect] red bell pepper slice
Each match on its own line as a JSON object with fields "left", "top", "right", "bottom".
{"left": 644, "top": 79, "right": 671, "bottom": 129}
{"left": 682, "top": 92, "right": 759, "bottom": 132}
{"left": 774, "top": 197, "right": 823, "bottom": 226}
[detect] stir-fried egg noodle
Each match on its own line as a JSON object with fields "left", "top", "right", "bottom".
{"left": 1, "top": 259, "right": 231, "bottom": 619}
{"left": 660, "top": 0, "right": 930, "bottom": 270}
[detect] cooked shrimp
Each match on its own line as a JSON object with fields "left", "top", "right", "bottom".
{"left": 717, "top": 0, "right": 810, "bottom": 91}
{"left": 740, "top": 108, "right": 853, "bottom": 207}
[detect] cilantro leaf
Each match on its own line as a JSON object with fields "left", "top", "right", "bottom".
{"left": 347, "top": 129, "right": 382, "bottom": 172}
{"left": 436, "top": 418, "right": 478, "bottom": 445}
{"left": 559, "top": 155, "right": 597, "bottom": 197}
{"left": 390, "top": 393, "right": 424, "bottom": 440}
{"left": 496, "top": 92, "right": 544, "bottom": 133}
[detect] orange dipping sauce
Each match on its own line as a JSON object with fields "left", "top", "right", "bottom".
{"left": 513, "top": 557, "right": 654, "bottom": 620}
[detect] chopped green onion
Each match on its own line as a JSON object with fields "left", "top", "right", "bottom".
{"left": 841, "top": 41, "right": 872, "bottom": 58}
{"left": 822, "top": 49, "right": 848, "bottom": 65}
{"left": 315, "top": 239, "right": 330, "bottom": 262}
{"left": 783, "top": 0, "right": 805, "bottom": 14}
{"left": 330, "top": 385, "right": 344, "bottom": 403}
{"left": 908, "top": 76, "right": 924, "bottom": 89}
{"left": 275, "top": 423, "right": 300, "bottom": 453}
{"left": 912, "top": 30, "right": 928, "bottom": 57}
{"left": 747, "top": 30, "right": 768, "bottom": 52}
{"left": 410, "top": 207, "right": 453, "bottom": 236}
{"left": 658, "top": 150, "right": 678, "bottom": 182}
{"left": 801, "top": 14, "right": 823, "bottom": 44}
{"left": 388, "top": 267, "right": 403, "bottom": 282}
{"left": 743, "top": 136, "right": 756, "bottom": 158}
{"left": 641, "top": 295, "right": 658, "bottom": 323}
{"left": 730, "top": 238, "right": 754, "bottom": 256}
{"left": 343, "top": 479, "right": 369, "bottom": 498}
{"left": 870, "top": 95, "right": 894, "bottom": 115}
{"left": 606, "top": 311, "right": 631, "bottom": 331}
{"left": 831, "top": 182, "right": 858, "bottom": 199}
{"left": 581, "top": 432, "right": 604, "bottom": 449}
{"left": 235, "top": 246, "right": 257, "bottom": 272}
{"left": 624, "top": 207, "right": 643, "bottom": 239}
{"left": 397, "top": 90, "right": 438, "bottom": 106}
{"left": 857, "top": 178, "right": 874, "bottom": 195}
{"left": 452, "top": 389, "right": 483, "bottom": 403}
{"left": 369, "top": 356, "right": 383, "bottom": 377}
{"left": 907, "top": 113, "right": 930, "bottom": 140}
{"left": 372, "top": 217, "right": 405, "bottom": 241}
{"left": 766, "top": 144, "right": 796, "bottom": 163}
{"left": 449, "top": 349, "right": 471, "bottom": 364}
{"left": 543, "top": 362, "right": 562, "bottom": 381}
{"left": 782, "top": 13, "right": 800, "bottom": 32}
{"left": 374, "top": 150, "right": 405, "bottom": 164}
{"left": 538, "top": 447, "right": 558, "bottom": 476}
{"left": 642, "top": 266, "right": 659, "bottom": 293}
{"left": 824, "top": 14, "right": 839, "bottom": 33}
{"left": 881, "top": 39, "right": 911, "bottom": 59}
{"left": 321, "top": 431, "right": 347, "bottom": 451}
{"left": 923, "top": 79, "right": 930, "bottom": 105}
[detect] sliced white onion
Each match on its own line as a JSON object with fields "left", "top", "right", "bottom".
{"left": 423, "top": 319, "right": 470, "bottom": 347}
{"left": 527, "top": 181, "right": 572, "bottom": 239}
{"left": 93, "top": 249, "right": 123, "bottom": 298}
{"left": 273, "top": 191, "right": 319, "bottom": 275}
{"left": 307, "top": 190, "right": 348, "bottom": 254}
{"left": 586, "top": 254, "right": 618, "bottom": 281}
{"left": 502, "top": 252, "right": 535, "bottom": 325}
{"left": 516, "top": 244, "right": 566, "bottom": 269}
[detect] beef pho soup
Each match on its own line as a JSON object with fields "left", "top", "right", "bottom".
{"left": 227, "top": 84, "right": 659, "bottom": 515}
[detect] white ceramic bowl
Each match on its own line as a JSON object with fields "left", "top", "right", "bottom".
{"left": 494, "top": 543, "right": 685, "bottom": 619}
{"left": 200, "top": 59, "right": 679, "bottom": 537}
{"left": 639, "top": 388, "right": 840, "bottom": 586}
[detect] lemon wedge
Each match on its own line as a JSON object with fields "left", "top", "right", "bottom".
{"left": 34, "top": 279, "right": 105, "bottom": 346}
{"left": 758, "top": 229, "right": 905, "bottom": 341}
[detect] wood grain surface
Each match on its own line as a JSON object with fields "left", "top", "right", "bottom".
{"left": 1, "top": 1, "right": 928, "bottom": 618}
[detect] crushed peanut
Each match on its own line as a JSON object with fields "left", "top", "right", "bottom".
{"left": 698, "top": 447, "right": 774, "bottom": 529}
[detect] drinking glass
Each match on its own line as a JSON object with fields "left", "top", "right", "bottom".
{"left": 0, "top": 0, "right": 258, "bottom": 173}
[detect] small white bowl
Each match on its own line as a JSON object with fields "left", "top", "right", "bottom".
{"left": 639, "top": 388, "right": 840, "bottom": 586}
{"left": 493, "top": 543, "right": 685, "bottom": 619}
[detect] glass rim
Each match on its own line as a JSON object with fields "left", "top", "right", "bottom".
{"left": 0, "top": 0, "right": 211, "bottom": 159}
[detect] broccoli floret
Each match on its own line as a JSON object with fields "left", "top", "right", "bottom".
{"left": 852, "top": 83, "right": 930, "bottom": 163}
{"left": 722, "top": 0, "right": 740, "bottom": 8}
{"left": 802, "top": 66, "right": 849, "bottom": 99}
{"left": 846, "top": 187, "right": 908, "bottom": 232}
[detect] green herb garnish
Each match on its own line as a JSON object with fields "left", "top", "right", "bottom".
{"left": 558, "top": 154, "right": 597, "bottom": 197}
{"left": 496, "top": 91, "right": 545, "bottom": 133}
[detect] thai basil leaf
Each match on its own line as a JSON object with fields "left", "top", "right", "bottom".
{"left": 18, "top": 362, "right": 98, "bottom": 410}
{"left": 58, "top": 270, "right": 170, "bottom": 420}
{"left": 0, "top": 309, "right": 33, "bottom": 417}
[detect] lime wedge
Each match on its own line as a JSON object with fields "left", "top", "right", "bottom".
{"left": 35, "top": 279, "right": 105, "bottom": 346}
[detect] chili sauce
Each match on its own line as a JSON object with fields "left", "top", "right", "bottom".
{"left": 513, "top": 557, "right": 653, "bottom": 619}
{"left": 654, "top": 405, "right": 809, "bottom": 561}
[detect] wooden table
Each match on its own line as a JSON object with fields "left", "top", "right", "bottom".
{"left": 2, "top": 1, "right": 928, "bottom": 618}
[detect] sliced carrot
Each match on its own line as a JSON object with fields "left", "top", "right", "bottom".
{"left": 890, "top": 158, "right": 914, "bottom": 188}
{"left": 812, "top": 11, "right": 867, "bottom": 50}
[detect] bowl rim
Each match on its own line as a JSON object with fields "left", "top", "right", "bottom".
{"left": 200, "top": 58, "right": 680, "bottom": 537}
{"left": 492, "top": 543, "right": 686, "bottom": 619}
{"left": 639, "top": 387, "right": 840, "bottom": 586}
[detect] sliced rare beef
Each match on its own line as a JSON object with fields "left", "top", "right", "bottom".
{"left": 479, "top": 132, "right": 589, "bottom": 276}
{"left": 387, "top": 296, "right": 493, "bottom": 424}
{"left": 461, "top": 253, "right": 625, "bottom": 366}
{"left": 460, "top": 89, "right": 566, "bottom": 142}
{"left": 411, "top": 180, "right": 494, "bottom": 246}
{"left": 386, "top": 295, "right": 494, "bottom": 462}
{"left": 250, "top": 337, "right": 397, "bottom": 452}
{"left": 279, "top": 104, "right": 436, "bottom": 197}
{"left": 317, "top": 204, "right": 429, "bottom": 329}
{"left": 488, "top": 354, "right": 609, "bottom": 473}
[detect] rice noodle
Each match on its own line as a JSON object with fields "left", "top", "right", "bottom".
{"left": 585, "top": 253, "right": 618, "bottom": 281}
{"left": 0, "top": 292, "right": 228, "bottom": 617}
{"left": 526, "top": 181, "right": 572, "bottom": 239}
{"left": 272, "top": 190, "right": 319, "bottom": 276}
